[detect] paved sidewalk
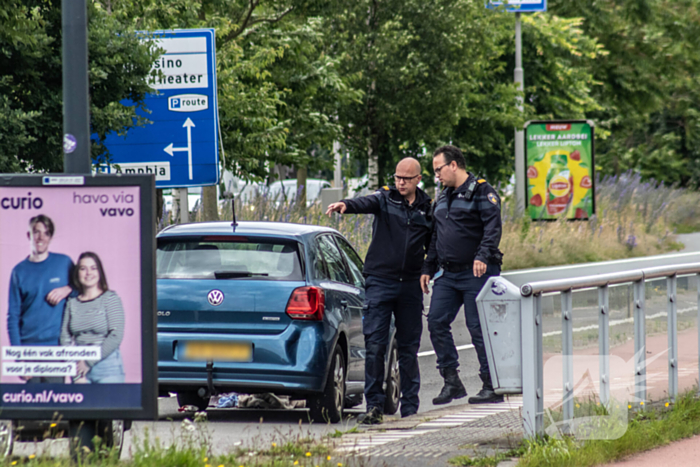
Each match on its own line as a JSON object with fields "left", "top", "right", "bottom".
{"left": 333, "top": 397, "right": 524, "bottom": 467}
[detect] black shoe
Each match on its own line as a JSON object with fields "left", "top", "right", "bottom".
{"left": 401, "top": 410, "right": 417, "bottom": 418}
{"left": 357, "top": 407, "right": 383, "bottom": 425}
{"left": 468, "top": 372, "right": 504, "bottom": 404}
{"left": 432, "top": 368, "right": 467, "bottom": 405}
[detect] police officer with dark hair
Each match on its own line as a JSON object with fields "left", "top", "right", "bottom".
{"left": 326, "top": 157, "right": 432, "bottom": 424}
{"left": 420, "top": 145, "right": 504, "bottom": 405}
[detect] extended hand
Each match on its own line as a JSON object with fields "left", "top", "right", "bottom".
{"left": 473, "top": 260, "right": 487, "bottom": 278}
{"left": 325, "top": 202, "right": 347, "bottom": 216}
{"left": 46, "top": 285, "right": 72, "bottom": 305}
{"left": 420, "top": 274, "right": 431, "bottom": 294}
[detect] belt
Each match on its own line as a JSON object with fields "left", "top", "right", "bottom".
{"left": 440, "top": 262, "right": 470, "bottom": 273}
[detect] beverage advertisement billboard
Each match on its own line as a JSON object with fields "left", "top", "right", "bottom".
{"left": 525, "top": 121, "right": 595, "bottom": 220}
{"left": 0, "top": 175, "right": 156, "bottom": 420}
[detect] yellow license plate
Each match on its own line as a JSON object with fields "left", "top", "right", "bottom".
{"left": 183, "top": 342, "right": 252, "bottom": 362}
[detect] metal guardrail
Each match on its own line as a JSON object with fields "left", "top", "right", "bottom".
{"left": 519, "top": 262, "right": 700, "bottom": 438}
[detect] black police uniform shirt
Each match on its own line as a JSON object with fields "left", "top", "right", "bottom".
{"left": 422, "top": 174, "right": 502, "bottom": 278}
{"left": 341, "top": 186, "right": 433, "bottom": 281}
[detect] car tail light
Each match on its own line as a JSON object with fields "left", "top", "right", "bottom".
{"left": 286, "top": 287, "right": 325, "bottom": 320}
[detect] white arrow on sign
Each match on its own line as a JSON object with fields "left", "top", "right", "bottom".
{"left": 164, "top": 118, "right": 196, "bottom": 180}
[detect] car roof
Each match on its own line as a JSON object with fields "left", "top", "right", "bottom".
{"left": 157, "top": 221, "right": 339, "bottom": 240}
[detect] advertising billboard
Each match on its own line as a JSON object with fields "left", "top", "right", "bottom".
{"left": 0, "top": 175, "right": 156, "bottom": 420}
{"left": 525, "top": 121, "right": 595, "bottom": 220}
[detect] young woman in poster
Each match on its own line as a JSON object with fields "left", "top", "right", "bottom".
{"left": 60, "top": 252, "right": 125, "bottom": 383}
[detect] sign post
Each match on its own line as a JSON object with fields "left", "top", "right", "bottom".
{"left": 487, "top": 0, "right": 547, "bottom": 213}
{"left": 100, "top": 29, "right": 220, "bottom": 190}
{"left": 524, "top": 120, "right": 596, "bottom": 220}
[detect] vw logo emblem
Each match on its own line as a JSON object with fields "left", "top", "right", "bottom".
{"left": 208, "top": 289, "right": 224, "bottom": 306}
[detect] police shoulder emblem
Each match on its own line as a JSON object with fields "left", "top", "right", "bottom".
{"left": 487, "top": 193, "right": 499, "bottom": 205}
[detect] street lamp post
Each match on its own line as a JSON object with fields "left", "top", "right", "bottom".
{"left": 514, "top": 12, "right": 525, "bottom": 214}
{"left": 62, "top": 0, "right": 102, "bottom": 457}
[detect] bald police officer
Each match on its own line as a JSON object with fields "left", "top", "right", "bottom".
{"left": 420, "top": 145, "right": 504, "bottom": 405}
{"left": 326, "top": 158, "right": 432, "bottom": 424}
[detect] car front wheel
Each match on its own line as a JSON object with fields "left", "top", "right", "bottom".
{"left": 308, "top": 346, "right": 346, "bottom": 423}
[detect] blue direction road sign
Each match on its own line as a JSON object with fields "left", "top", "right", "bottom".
{"left": 487, "top": 0, "right": 547, "bottom": 12}
{"left": 100, "top": 29, "right": 219, "bottom": 188}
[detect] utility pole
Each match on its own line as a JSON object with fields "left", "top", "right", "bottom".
{"left": 62, "top": 0, "right": 91, "bottom": 174}
{"left": 61, "top": 0, "right": 103, "bottom": 457}
{"left": 514, "top": 12, "right": 526, "bottom": 214}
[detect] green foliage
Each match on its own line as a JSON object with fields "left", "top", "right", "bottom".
{"left": 113, "top": 0, "right": 354, "bottom": 181}
{"left": 3, "top": 0, "right": 700, "bottom": 192}
{"left": 0, "top": 0, "right": 158, "bottom": 172}
{"left": 550, "top": 0, "right": 700, "bottom": 187}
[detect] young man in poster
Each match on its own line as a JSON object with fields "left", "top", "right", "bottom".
{"left": 7, "top": 215, "right": 73, "bottom": 383}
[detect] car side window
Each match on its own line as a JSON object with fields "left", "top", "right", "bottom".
{"left": 334, "top": 236, "right": 364, "bottom": 289}
{"left": 312, "top": 238, "right": 330, "bottom": 281}
{"left": 316, "top": 235, "right": 351, "bottom": 285}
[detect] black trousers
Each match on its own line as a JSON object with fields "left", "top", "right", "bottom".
{"left": 363, "top": 275, "right": 423, "bottom": 416}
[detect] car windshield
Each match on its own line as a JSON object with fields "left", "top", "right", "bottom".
{"left": 157, "top": 238, "right": 303, "bottom": 280}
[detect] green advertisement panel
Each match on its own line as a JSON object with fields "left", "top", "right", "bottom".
{"left": 525, "top": 120, "right": 595, "bottom": 220}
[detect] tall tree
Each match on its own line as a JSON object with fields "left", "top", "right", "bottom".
{"left": 318, "top": 1, "right": 602, "bottom": 189}
{"left": 550, "top": 0, "right": 700, "bottom": 186}
{"left": 0, "top": 0, "right": 158, "bottom": 173}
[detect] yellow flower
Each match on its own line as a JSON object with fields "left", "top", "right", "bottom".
{"left": 327, "top": 456, "right": 331, "bottom": 461}
{"left": 665, "top": 402, "right": 670, "bottom": 407}
{"left": 306, "top": 452, "right": 312, "bottom": 457}
{"left": 204, "top": 458, "right": 208, "bottom": 462}
{"left": 628, "top": 404, "right": 632, "bottom": 409}
{"left": 29, "top": 454, "right": 36, "bottom": 459}
{"left": 338, "top": 463, "right": 343, "bottom": 467}
{"left": 575, "top": 404, "right": 580, "bottom": 408}
{"left": 294, "top": 462, "right": 299, "bottom": 466}
{"left": 272, "top": 442, "right": 277, "bottom": 447}
{"left": 50, "top": 423, "right": 57, "bottom": 428}
{"left": 11, "top": 462, "right": 17, "bottom": 466}
{"left": 640, "top": 401, "right": 644, "bottom": 406}
{"left": 205, "top": 464, "right": 210, "bottom": 467}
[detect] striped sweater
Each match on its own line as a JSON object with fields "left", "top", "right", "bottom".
{"left": 60, "top": 290, "right": 125, "bottom": 367}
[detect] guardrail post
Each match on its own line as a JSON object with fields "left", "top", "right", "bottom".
{"left": 634, "top": 279, "right": 646, "bottom": 406}
{"left": 598, "top": 285, "right": 610, "bottom": 406}
{"left": 667, "top": 275, "right": 678, "bottom": 401}
{"left": 561, "top": 289, "right": 574, "bottom": 433}
{"left": 521, "top": 294, "right": 544, "bottom": 438}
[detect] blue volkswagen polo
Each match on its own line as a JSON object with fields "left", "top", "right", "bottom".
{"left": 156, "top": 221, "right": 400, "bottom": 422}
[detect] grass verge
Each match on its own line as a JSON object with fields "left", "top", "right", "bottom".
{"left": 2, "top": 419, "right": 365, "bottom": 467}
{"left": 518, "top": 392, "right": 700, "bottom": 467}
{"left": 197, "top": 171, "right": 697, "bottom": 270}
{"left": 448, "top": 392, "right": 700, "bottom": 467}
